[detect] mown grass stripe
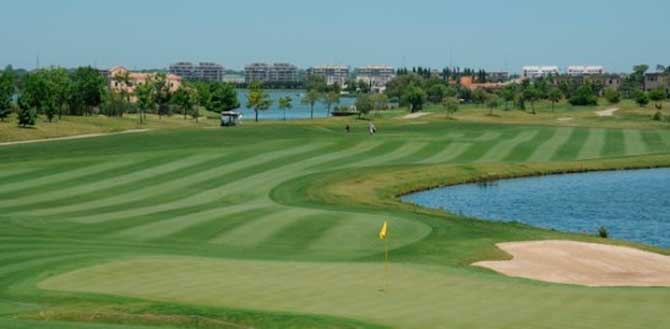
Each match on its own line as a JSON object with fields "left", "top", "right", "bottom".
{"left": 551, "top": 128, "right": 589, "bottom": 161}
{"left": 577, "top": 128, "right": 607, "bottom": 159}
{"left": 0, "top": 154, "right": 188, "bottom": 204}
{"left": 257, "top": 213, "right": 344, "bottom": 251}
{"left": 507, "top": 128, "right": 559, "bottom": 162}
{"left": 0, "top": 160, "right": 134, "bottom": 194}
{"left": 163, "top": 207, "right": 279, "bottom": 242}
{"left": 623, "top": 129, "right": 648, "bottom": 156}
{"left": 113, "top": 203, "right": 261, "bottom": 241}
{"left": 640, "top": 131, "right": 666, "bottom": 154}
{"left": 522, "top": 127, "right": 573, "bottom": 162}
{"left": 211, "top": 208, "right": 318, "bottom": 246}
{"left": 26, "top": 142, "right": 326, "bottom": 219}
{"left": 318, "top": 140, "right": 400, "bottom": 169}
{"left": 393, "top": 142, "right": 435, "bottom": 163}
{"left": 419, "top": 142, "right": 472, "bottom": 164}
{"left": 601, "top": 129, "right": 625, "bottom": 157}
{"left": 354, "top": 142, "right": 426, "bottom": 167}
{"left": 68, "top": 141, "right": 361, "bottom": 225}
{"left": 478, "top": 130, "right": 539, "bottom": 163}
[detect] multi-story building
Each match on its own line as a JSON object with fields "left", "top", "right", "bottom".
{"left": 486, "top": 71, "right": 510, "bottom": 83}
{"left": 566, "top": 66, "right": 607, "bottom": 76}
{"left": 108, "top": 66, "right": 181, "bottom": 96}
{"left": 354, "top": 65, "right": 396, "bottom": 87}
{"left": 522, "top": 66, "right": 560, "bottom": 79}
{"left": 244, "top": 63, "right": 299, "bottom": 84}
{"left": 269, "top": 63, "right": 299, "bottom": 83}
{"left": 169, "top": 62, "right": 224, "bottom": 81}
{"left": 195, "top": 62, "right": 225, "bottom": 81}
{"left": 168, "top": 62, "right": 196, "bottom": 79}
{"left": 644, "top": 73, "right": 670, "bottom": 92}
{"left": 307, "top": 65, "right": 350, "bottom": 86}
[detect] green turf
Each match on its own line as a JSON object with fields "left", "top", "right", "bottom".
{"left": 1, "top": 117, "right": 670, "bottom": 329}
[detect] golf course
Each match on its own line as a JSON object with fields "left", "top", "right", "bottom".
{"left": 2, "top": 106, "right": 670, "bottom": 329}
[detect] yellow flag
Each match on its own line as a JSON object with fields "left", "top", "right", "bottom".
{"left": 379, "top": 221, "right": 388, "bottom": 240}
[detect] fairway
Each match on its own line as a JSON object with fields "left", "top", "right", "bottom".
{"left": 2, "top": 119, "right": 670, "bottom": 329}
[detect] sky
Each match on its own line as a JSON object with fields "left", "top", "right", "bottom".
{"left": 1, "top": 0, "right": 669, "bottom": 73}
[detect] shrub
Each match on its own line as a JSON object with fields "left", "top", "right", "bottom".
{"left": 568, "top": 85, "right": 598, "bottom": 106}
{"left": 652, "top": 111, "right": 662, "bottom": 121}
{"left": 597, "top": 226, "right": 609, "bottom": 239}
{"left": 603, "top": 88, "right": 621, "bottom": 104}
{"left": 635, "top": 91, "right": 650, "bottom": 107}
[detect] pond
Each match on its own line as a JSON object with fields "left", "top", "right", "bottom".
{"left": 401, "top": 168, "right": 670, "bottom": 248}
{"left": 236, "top": 89, "right": 355, "bottom": 120}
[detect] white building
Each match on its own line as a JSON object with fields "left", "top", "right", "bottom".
{"left": 355, "top": 65, "right": 396, "bottom": 88}
{"left": 307, "top": 65, "right": 350, "bottom": 86}
{"left": 522, "top": 66, "right": 560, "bottom": 79}
{"left": 566, "top": 66, "right": 607, "bottom": 76}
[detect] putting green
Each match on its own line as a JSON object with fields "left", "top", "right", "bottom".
{"left": 40, "top": 256, "right": 670, "bottom": 329}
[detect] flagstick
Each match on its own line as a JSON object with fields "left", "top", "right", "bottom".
{"left": 384, "top": 237, "right": 388, "bottom": 292}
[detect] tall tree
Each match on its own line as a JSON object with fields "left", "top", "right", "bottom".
{"left": 21, "top": 71, "right": 51, "bottom": 120}
{"left": 355, "top": 93, "right": 372, "bottom": 119}
{"left": 498, "top": 84, "right": 516, "bottom": 110}
{"left": 301, "top": 89, "right": 321, "bottom": 119}
{"left": 16, "top": 95, "right": 36, "bottom": 128}
{"left": 486, "top": 94, "right": 500, "bottom": 115}
{"left": 0, "top": 66, "right": 15, "bottom": 121}
{"left": 402, "top": 85, "right": 426, "bottom": 113}
{"left": 209, "top": 82, "right": 239, "bottom": 113}
{"left": 442, "top": 97, "right": 459, "bottom": 118}
{"left": 522, "top": 86, "right": 540, "bottom": 114}
{"left": 322, "top": 91, "right": 340, "bottom": 116}
{"left": 134, "top": 81, "right": 154, "bottom": 124}
{"left": 246, "top": 81, "right": 272, "bottom": 122}
{"left": 172, "top": 84, "right": 199, "bottom": 120}
{"left": 370, "top": 93, "right": 389, "bottom": 111}
{"left": 151, "top": 73, "right": 172, "bottom": 118}
{"left": 70, "top": 67, "right": 106, "bottom": 116}
{"left": 278, "top": 95, "right": 292, "bottom": 121}
{"left": 547, "top": 87, "right": 562, "bottom": 112}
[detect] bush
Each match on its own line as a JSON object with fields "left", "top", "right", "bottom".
{"left": 597, "top": 226, "right": 608, "bottom": 239}
{"left": 603, "top": 88, "right": 621, "bottom": 104}
{"left": 568, "top": 85, "right": 598, "bottom": 106}
{"left": 635, "top": 91, "right": 650, "bottom": 107}
{"left": 652, "top": 111, "right": 663, "bottom": 121}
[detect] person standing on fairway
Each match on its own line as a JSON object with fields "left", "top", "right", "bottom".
{"left": 368, "top": 122, "right": 376, "bottom": 135}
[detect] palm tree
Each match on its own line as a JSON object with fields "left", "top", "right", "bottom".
{"left": 322, "top": 91, "right": 340, "bottom": 116}
{"left": 247, "top": 82, "right": 272, "bottom": 122}
{"left": 301, "top": 89, "right": 321, "bottom": 119}
{"left": 278, "top": 96, "right": 292, "bottom": 121}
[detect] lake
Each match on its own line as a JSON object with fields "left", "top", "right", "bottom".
{"left": 236, "top": 89, "right": 355, "bottom": 120}
{"left": 401, "top": 168, "right": 670, "bottom": 248}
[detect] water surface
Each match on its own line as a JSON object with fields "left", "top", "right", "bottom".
{"left": 236, "top": 90, "right": 355, "bottom": 120}
{"left": 402, "top": 168, "right": 670, "bottom": 247}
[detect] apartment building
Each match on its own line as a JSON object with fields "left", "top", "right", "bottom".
{"left": 566, "top": 66, "right": 607, "bottom": 76}
{"left": 307, "top": 65, "right": 350, "bottom": 86}
{"left": 354, "top": 65, "right": 396, "bottom": 87}
{"left": 522, "top": 66, "right": 560, "bottom": 79}
{"left": 169, "top": 62, "right": 225, "bottom": 81}
{"left": 644, "top": 73, "right": 670, "bottom": 92}
{"left": 244, "top": 63, "right": 300, "bottom": 83}
{"left": 486, "top": 71, "right": 510, "bottom": 83}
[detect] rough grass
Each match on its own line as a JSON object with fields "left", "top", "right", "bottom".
{"left": 1, "top": 117, "right": 670, "bottom": 329}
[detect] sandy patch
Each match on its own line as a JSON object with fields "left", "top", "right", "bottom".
{"left": 595, "top": 108, "right": 619, "bottom": 117}
{"left": 402, "top": 112, "right": 431, "bottom": 119}
{"left": 473, "top": 240, "right": 670, "bottom": 287}
{"left": 0, "top": 129, "right": 151, "bottom": 146}
{"left": 557, "top": 117, "right": 574, "bottom": 122}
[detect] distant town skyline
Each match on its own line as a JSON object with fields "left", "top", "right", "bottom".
{"left": 1, "top": 0, "right": 669, "bottom": 73}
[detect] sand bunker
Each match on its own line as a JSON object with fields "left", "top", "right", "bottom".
{"left": 595, "top": 108, "right": 619, "bottom": 117}
{"left": 473, "top": 240, "right": 670, "bottom": 287}
{"left": 402, "top": 112, "right": 431, "bottom": 119}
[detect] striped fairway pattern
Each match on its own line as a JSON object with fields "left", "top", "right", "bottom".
{"left": 1, "top": 121, "right": 670, "bottom": 329}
